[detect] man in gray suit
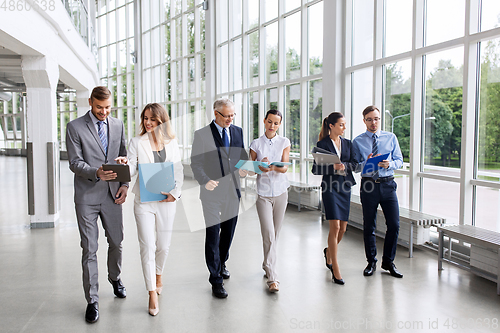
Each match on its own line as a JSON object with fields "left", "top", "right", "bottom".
{"left": 66, "top": 86, "right": 129, "bottom": 323}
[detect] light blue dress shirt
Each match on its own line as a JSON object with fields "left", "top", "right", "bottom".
{"left": 213, "top": 120, "right": 231, "bottom": 144}
{"left": 352, "top": 130, "right": 403, "bottom": 178}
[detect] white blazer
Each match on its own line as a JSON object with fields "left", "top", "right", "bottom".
{"left": 128, "top": 134, "right": 184, "bottom": 200}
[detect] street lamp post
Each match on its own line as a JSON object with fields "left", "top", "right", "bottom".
{"left": 385, "top": 110, "right": 436, "bottom": 132}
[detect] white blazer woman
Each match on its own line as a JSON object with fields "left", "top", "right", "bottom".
{"left": 125, "top": 103, "right": 183, "bottom": 316}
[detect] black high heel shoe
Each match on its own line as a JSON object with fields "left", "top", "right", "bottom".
{"left": 332, "top": 272, "right": 345, "bottom": 285}
{"left": 323, "top": 248, "right": 332, "bottom": 271}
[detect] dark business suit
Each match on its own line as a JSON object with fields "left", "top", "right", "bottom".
{"left": 66, "top": 111, "right": 128, "bottom": 304}
{"left": 312, "top": 137, "right": 357, "bottom": 221}
{"left": 190, "top": 121, "right": 248, "bottom": 285}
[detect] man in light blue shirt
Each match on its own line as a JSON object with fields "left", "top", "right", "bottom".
{"left": 352, "top": 105, "right": 404, "bottom": 278}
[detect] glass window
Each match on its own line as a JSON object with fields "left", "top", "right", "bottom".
{"left": 233, "top": 38, "right": 243, "bottom": 91}
{"left": 248, "top": 91, "right": 260, "bottom": 142}
{"left": 164, "top": 0, "right": 170, "bottom": 20}
{"left": 423, "top": 48, "right": 463, "bottom": 170}
{"left": 174, "top": 0, "right": 182, "bottom": 16}
{"left": 175, "top": 17, "right": 182, "bottom": 58}
{"left": 216, "top": 0, "right": 228, "bottom": 44}
{"left": 109, "top": 11, "right": 116, "bottom": 44}
{"left": 308, "top": 2, "right": 323, "bottom": 75}
{"left": 422, "top": 178, "right": 460, "bottom": 225}
{"left": 99, "top": 15, "right": 107, "bottom": 46}
{"left": 480, "top": 0, "right": 500, "bottom": 32}
{"left": 219, "top": 44, "right": 229, "bottom": 93}
{"left": 384, "top": 0, "right": 412, "bottom": 58}
{"left": 425, "top": 0, "right": 465, "bottom": 47}
{"left": 265, "top": 87, "right": 278, "bottom": 112}
{"left": 200, "top": 8, "right": 206, "bottom": 50}
{"left": 351, "top": 68, "right": 373, "bottom": 138}
{"left": 477, "top": 37, "right": 500, "bottom": 182}
{"left": 188, "top": 56, "right": 195, "bottom": 99}
{"left": 265, "top": 22, "right": 278, "bottom": 84}
{"left": 165, "top": 22, "right": 171, "bottom": 61}
{"left": 118, "top": 7, "right": 127, "bottom": 41}
{"left": 187, "top": 12, "right": 195, "bottom": 54}
{"left": 285, "top": 12, "right": 301, "bottom": 80}
{"left": 247, "top": 0, "right": 259, "bottom": 30}
{"left": 285, "top": 0, "right": 301, "bottom": 13}
{"left": 175, "top": 60, "right": 183, "bottom": 99}
{"left": 264, "top": 0, "right": 278, "bottom": 23}
{"left": 384, "top": 59, "right": 411, "bottom": 162}
{"left": 231, "top": 0, "right": 242, "bottom": 38}
{"left": 308, "top": 79, "right": 322, "bottom": 155}
{"left": 352, "top": 0, "right": 374, "bottom": 66}
{"left": 475, "top": 186, "right": 500, "bottom": 231}
{"left": 285, "top": 83, "right": 300, "bottom": 154}
{"left": 248, "top": 30, "right": 259, "bottom": 87}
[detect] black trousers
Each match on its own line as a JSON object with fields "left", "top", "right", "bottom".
{"left": 202, "top": 196, "right": 239, "bottom": 285}
{"left": 360, "top": 179, "right": 400, "bottom": 264}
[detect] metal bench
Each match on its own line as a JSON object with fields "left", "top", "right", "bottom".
{"left": 287, "top": 181, "right": 321, "bottom": 212}
{"left": 438, "top": 225, "right": 500, "bottom": 295}
{"left": 347, "top": 195, "right": 446, "bottom": 258}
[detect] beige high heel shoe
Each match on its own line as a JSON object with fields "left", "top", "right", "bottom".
{"left": 149, "top": 291, "right": 159, "bottom": 316}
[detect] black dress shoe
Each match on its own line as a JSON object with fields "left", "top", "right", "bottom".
{"left": 363, "top": 262, "right": 377, "bottom": 276}
{"left": 212, "top": 283, "right": 228, "bottom": 298}
{"left": 108, "top": 277, "right": 127, "bottom": 298}
{"left": 85, "top": 302, "right": 99, "bottom": 323}
{"left": 221, "top": 265, "right": 230, "bottom": 279}
{"left": 323, "top": 248, "right": 333, "bottom": 271}
{"left": 332, "top": 273, "right": 345, "bottom": 285}
{"left": 381, "top": 262, "right": 403, "bottom": 278}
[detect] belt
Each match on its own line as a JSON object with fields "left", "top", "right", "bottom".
{"left": 362, "top": 176, "right": 394, "bottom": 184}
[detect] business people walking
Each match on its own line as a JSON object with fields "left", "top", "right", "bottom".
{"left": 249, "top": 110, "right": 290, "bottom": 293}
{"left": 66, "top": 86, "right": 128, "bottom": 323}
{"left": 190, "top": 98, "right": 248, "bottom": 298}
{"left": 312, "top": 112, "right": 357, "bottom": 285}
{"left": 352, "top": 105, "right": 404, "bottom": 278}
{"left": 121, "top": 103, "right": 183, "bottom": 316}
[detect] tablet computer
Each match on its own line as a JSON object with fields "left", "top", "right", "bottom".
{"left": 102, "top": 164, "right": 131, "bottom": 182}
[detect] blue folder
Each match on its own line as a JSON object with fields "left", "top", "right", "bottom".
{"left": 362, "top": 153, "right": 390, "bottom": 174}
{"left": 138, "top": 161, "right": 175, "bottom": 203}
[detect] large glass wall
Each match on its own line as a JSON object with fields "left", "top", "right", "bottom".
{"left": 346, "top": 0, "right": 500, "bottom": 230}
{"left": 97, "top": 0, "right": 136, "bottom": 142}
{"left": 217, "top": 0, "right": 324, "bottom": 181}
{"left": 141, "top": 0, "right": 206, "bottom": 159}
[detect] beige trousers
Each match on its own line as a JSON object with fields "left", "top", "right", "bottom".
{"left": 256, "top": 191, "right": 288, "bottom": 286}
{"left": 134, "top": 197, "right": 176, "bottom": 291}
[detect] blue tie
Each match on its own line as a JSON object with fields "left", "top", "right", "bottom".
{"left": 97, "top": 121, "right": 108, "bottom": 154}
{"left": 222, "top": 128, "right": 229, "bottom": 150}
{"left": 372, "top": 133, "right": 379, "bottom": 180}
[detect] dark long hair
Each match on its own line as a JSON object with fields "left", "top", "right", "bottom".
{"left": 265, "top": 109, "right": 282, "bottom": 121}
{"left": 318, "top": 112, "right": 344, "bottom": 141}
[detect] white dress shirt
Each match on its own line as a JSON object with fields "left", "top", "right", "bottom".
{"left": 249, "top": 134, "right": 291, "bottom": 197}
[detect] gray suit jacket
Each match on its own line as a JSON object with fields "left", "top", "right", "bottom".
{"left": 66, "top": 111, "right": 128, "bottom": 205}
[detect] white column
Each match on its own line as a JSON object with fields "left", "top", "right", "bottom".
{"left": 322, "top": 0, "right": 344, "bottom": 118}
{"left": 76, "top": 90, "right": 90, "bottom": 117}
{"left": 22, "top": 56, "right": 60, "bottom": 228}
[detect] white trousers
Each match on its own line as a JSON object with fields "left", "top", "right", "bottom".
{"left": 256, "top": 191, "right": 288, "bottom": 286}
{"left": 134, "top": 197, "right": 176, "bottom": 291}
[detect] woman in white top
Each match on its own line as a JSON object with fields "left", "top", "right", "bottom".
{"left": 249, "top": 110, "right": 291, "bottom": 293}
{"left": 118, "top": 103, "right": 183, "bottom": 316}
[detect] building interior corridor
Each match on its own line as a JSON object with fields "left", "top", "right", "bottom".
{"left": 1, "top": 155, "right": 500, "bottom": 332}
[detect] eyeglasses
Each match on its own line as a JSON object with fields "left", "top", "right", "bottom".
{"left": 216, "top": 110, "right": 236, "bottom": 119}
{"left": 364, "top": 117, "right": 380, "bottom": 122}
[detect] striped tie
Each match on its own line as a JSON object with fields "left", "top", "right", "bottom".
{"left": 372, "top": 133, "right": 379, "bottom": 180}
{"left": 97, "top": 121, "right": 108, "bottom": 154}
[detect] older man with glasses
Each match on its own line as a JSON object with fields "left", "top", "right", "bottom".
{"left": 353, "top": 105, "right": 404, "bottom": 279}
{"left": 190, "top": 98, "right": 248, "bottom": 298}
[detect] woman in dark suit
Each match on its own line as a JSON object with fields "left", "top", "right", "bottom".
{"left": 312, "top": 112, "right": 357, "bottom": 284}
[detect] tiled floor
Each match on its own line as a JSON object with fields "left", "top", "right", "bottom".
{"left": 1, "top": 155, "right": 500, "bottom": 332}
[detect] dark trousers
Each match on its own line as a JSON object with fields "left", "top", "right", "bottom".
{"left": 202, "top": 197, "right": 239, "bottom": 285}
{"left": 360, "top": 179, "right": 400, "bottom": 265}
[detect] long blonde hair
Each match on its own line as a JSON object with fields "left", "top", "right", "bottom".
{"left": 139, "top": 103, "right": 175, "bottom": 143}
